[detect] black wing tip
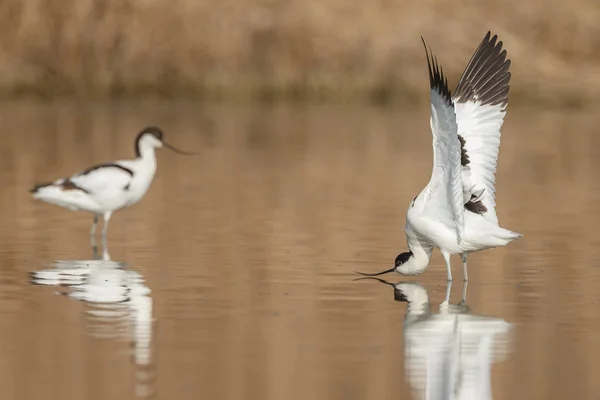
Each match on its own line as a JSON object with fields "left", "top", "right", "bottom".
{"left": 454, "top": 31, "right": 512, "bottom": 108}
{"left": 421, "top": 36, "right": 453, "bottom": 105}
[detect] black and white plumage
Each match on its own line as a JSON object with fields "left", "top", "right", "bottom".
{"left": 359, "top": 32, "right": 522, "bottom": 281}
{"left": 30, "top": 126, "right": 196, "bottom": 243}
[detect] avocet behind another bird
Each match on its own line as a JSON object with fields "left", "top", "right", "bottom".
{"left": 358, "top": 31, "right": 522, "bottom": 281}
{"left": 30, "top": 126, "right": 197, "bottom": 242}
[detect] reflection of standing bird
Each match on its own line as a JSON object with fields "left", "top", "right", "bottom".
{"left": 358, "top": 32, "right": 521, "bottom": 281}
{"left": 30, "top": 127, "right": 196, "bottom": 241}
{"left": 363, "top": 278, "right": 513, "bottom": 400}
{"left": 30, "top": 258, "right": 155, "bottom": 397}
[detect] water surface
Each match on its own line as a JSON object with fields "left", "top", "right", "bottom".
{"left": 0, "top": 101, "right": 598, "bottom": 399}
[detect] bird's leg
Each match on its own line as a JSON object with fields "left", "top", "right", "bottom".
{"left": 101, "top": 211, "right": 112, "bottom": 251}
{"left": 444, "top": 279, "right": 452, "bottom": 303}
{"left": 461, "top": 252, "right": 469, "bottom": 282}
{"left": 91, "top": 214, "right": 99, "bottom": 236}
{"left": 91, "top": 242, "right": 99, "bottom": 260}
{"left": 442, "top": 251, "right": 453, "bottom": 282}
{"left": 102, "top": 246, "right": 111, "bottom": 261}
{"left": 439, "top": 279, "right": 452, "bottom": 313}
{"left": 101, "top": 212, "right": 112, "bottom": 237}
{"left": 101, "top": 213, "right": 111, "bottom": 262}
{"left": 461, "top": 280, "right": 468, "bottom": 305}
{"left": 91, "top": 214, "right": 99, "bottom": 258}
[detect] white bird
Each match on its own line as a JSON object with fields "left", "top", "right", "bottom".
{"left": 358, "top": 32, "right": 522, "bottom": 281}
{"left": 30, "top": 126, "right": 196, "bottom": 243}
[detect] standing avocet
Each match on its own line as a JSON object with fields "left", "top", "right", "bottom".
{"left": 30, "top": 126, "right": 196, "bottom": 242}
{"left": 358, "top": 32, "right": 521, "bottom": 281}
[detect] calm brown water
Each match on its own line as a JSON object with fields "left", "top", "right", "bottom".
{"left": 1, "top": 100, "right": 599, "bottom": 400}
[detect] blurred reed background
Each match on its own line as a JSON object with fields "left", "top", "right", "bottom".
{"left": 3, "top": 2, "right": 600, "bottom": 399}
{"left": 0, "top": 0, "right": 598, "bottom": 105}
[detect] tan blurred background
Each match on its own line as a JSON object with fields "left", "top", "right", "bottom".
{"left": 0, "top": 0, "right": 598, "bottom": 105}
{"left": 0, "top": 1, "right": 599, "bottom": 400}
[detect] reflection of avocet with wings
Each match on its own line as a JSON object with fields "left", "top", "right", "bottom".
{"left": 365, "top": 279, "right": 512, "bottom": 400}
{"left": 30, "top": 256, "right": 154, "bottom": 397}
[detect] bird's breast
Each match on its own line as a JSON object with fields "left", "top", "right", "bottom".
{"left": 406, "top": 206, "right": 461, "bottom": 252}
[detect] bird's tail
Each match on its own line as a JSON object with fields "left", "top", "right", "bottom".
{"left": 494, "top": 226, "right": 522, "bottom": 245}
{"left": 30, "top": 182, "right": 63, "bottom": 203}
{"left": 30, "top": 180, "right": 88, "bottom": 210}
{"left": 468, "top": 217, "right": 522, "bottom": 248}
{"left": 30, "top": 182, "right": 53, "bottom": 195}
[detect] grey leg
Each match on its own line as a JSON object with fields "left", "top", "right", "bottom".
{"left": 101, "top": 211, "right": 112, "bottom": 238}
{"left": 444, "top": 280, "right": 452, "bottom": 303}
{"left": 101, "top": 211, "right": 113, "bottom": 254}
{"left": 461, "top": 253, "right": 469, "bottom": 282}
{"left": 442, "top": 251, "right": 453, "bottom": 282}
{"left": 91, "top": 214, "right": 99, "bottom": 236}
{"left": 91, "top": 243, "right": 100, "bottom": 260}
{"left": 102, "top": 246, "right": 111, "bottom": 261}
{"left": 91, "top": 215, "right": 99, "bottom": 258}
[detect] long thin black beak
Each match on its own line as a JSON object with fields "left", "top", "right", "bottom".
{"left": 354, "top": 267, "right": 396, "bottom": 277}
{"left": 163, "top": 141, "right": 200, "bottom": 155}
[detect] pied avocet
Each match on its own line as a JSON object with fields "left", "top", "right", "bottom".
{"left": 359, "top": 32, "right": 522, "bottom": 281}
{"left": 30, "top": 126, "right": 196, "bottom": 241}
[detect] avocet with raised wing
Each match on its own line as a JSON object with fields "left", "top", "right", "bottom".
{"left": 358, "top": 32, "right": 521, "bottom": 281}
{"left": 31, "top": 126, "right": 196, "bottom": 241}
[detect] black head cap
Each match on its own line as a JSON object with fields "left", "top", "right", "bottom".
{"left": 140, "top": 126, "right": 163, "bottom": 141}
{"left": 395, "top": 251, "right": 413, "bottom": 267}
{"left": 135, "top": 126, "right": 164, "bottom": 157}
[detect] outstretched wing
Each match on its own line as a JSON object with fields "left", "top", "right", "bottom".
{"left": 452, "top": 31, "right": 511, "bottom": 225}
{"left": 421, "top": 38, "right": 465, "bottom": 243}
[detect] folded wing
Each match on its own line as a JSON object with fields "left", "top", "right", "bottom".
{"left": 30, "top": 163, "right": 134, "bottom": 210}
{"left": 69, "top": 163, "right": 134, "bottom": 200}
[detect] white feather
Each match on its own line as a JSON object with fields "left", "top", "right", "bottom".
{"left": 33, "top": 163, "right": 142, "bottom": 214}
{"left": 454, "top": 101, "right": 507, "bottom": 225}
{"left": 424, "top": 89, "right": 465, "bottom": 244}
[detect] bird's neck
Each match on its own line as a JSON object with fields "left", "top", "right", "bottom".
{"left": 397, "top": 240, "right": 432, "bottom": 275}
{"left": 135, "top": 146, "right": 158, "bottom": 183}
{"left": 137, "top": 145, "right": 157, "bottom": 165}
